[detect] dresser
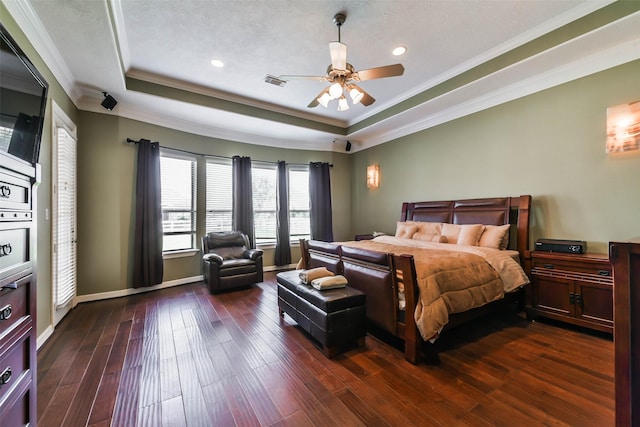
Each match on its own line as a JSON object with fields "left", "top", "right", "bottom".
{"left": 0, "top": 151, "right": 38, "bottom": 425}
{"left": 609, "top": 240, "right": 640, "bottom": 427}
{"left": 527, "top": 251, "right": 613, "bottom": 333}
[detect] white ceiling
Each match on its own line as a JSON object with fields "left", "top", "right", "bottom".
{"left": 4, "top": 0, "right": 640, "bottom": 152}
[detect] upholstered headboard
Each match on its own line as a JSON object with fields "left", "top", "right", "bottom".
{"left": 400, "top": 195, "right": 532, "bottom": 267}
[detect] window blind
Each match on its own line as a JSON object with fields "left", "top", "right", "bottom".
{"left": 252, "top": 165, "right": 277, "bottom": 244}
{"left": 206, "top": 160, "right": 233, "bottom": 232}
{"left": 288, "top": 168, "right": 310, "bottom": 241}
{"left": 53, "top": 126, "right": 77, "bottom": 308}
{"left": 160, "top": 154, "right": 196, "bottom": 251}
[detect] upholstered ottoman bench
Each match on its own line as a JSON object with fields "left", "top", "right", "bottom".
{"left": 277, "top": 270, "right": 366, "bottom": 358}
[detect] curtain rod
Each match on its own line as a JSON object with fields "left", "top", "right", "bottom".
{"left": 126, "top": 138, "right": 332, "bottom": 167}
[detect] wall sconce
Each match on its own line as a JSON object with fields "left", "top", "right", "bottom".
{"left": 367, "top": 164, "right": 380, "bottom": 189}
{"left": 606, "top": 101, "right": 640, "bottom": 155}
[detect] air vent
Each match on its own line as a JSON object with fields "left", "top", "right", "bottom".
{"left": 264, "top": 75, "right": 287, "bottom": 87}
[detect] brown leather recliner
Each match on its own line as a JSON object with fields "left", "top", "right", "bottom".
{"left": 201, "top": 231, "right": 263, "bottom": 293}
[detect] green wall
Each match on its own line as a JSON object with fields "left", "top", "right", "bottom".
{"left": 351, "top": 60, "right": 640, "bottom": 254}
{"left": 76, "top": 113, "right": 352, "bottom": 295}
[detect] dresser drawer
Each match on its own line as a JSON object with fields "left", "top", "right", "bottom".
{"left": 532, "top": 254, "right": 611, "bottom": 277}
{"left": 0, "top": 275, "right": 30, "bottom": 337}
{"left": 0, "top": 383, "right": 31, "bottom": 427}
{"left": 0, "top": 170, "right": 31, "bottom": 211}
{"left": 0, "top": 321, "right": 31, "bottom": 409}
{"left": 0, "top": 223, "right": 32, "bottom": 280}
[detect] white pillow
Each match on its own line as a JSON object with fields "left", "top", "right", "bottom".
{"left": 478, "top": 224, "right": 511, "bottom": 250}
{"left": 441, "top": 223, "right": 461, "bottom": 244}
{"left": 414, "top": 221, "right": 442, "bottom": 235}
{"left": 457, "top": 224, "right": 485, "bottom": 246}
{"left": 413, "top": 232, "right": 448, "bottom": 243}
{"left": 395, "top": 221, "right": 418, "bottom": 239}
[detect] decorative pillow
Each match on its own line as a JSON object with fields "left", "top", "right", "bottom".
{"left": 395, "top": 221, "right": 419, "bottom": 239}
{"left": 434, "top": 235, "right": 448, "bottom": 243}
{"left": 413, "top": 232, "right": 448, "bottom": 243}
{"left": 441, "top": 223, "right": 461, "bottom": 244}
{"left": 414, "top": 221, "right": 442, "bottom": 236}
{"left": 456, "top": 224, "right": 485, "bottom": 246}
{"left": 478, "top": 224, "right": 511, "bottom": 250}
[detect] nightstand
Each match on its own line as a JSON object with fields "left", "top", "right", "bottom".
{"left": 527, "top": 251, "right": 613, "bottom": 333}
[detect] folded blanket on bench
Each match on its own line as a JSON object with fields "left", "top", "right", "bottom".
{"left": 299, "top": 267, "right": 334, "bottom": 284}
{"left": 312, "top": 275, "right": 348, "bottom": 290}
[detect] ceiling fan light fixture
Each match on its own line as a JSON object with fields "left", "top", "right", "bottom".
{"left": 349, "top": 86, "right": 364, "bottom": 104}
{"left": 280, "top": 12, "right": 404, "bottom": 111}
{"left": 338, "top": 96, "right": 349, "bottom": 111}
{"left": 329, "top": 82, "right": 343, "bottom": 98}
{"left": 317, "top": 92, "right": 332, "bottom": 108}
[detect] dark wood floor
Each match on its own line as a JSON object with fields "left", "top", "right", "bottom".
{"left": 37, "top": 272, "right": 614, "bottom": 426}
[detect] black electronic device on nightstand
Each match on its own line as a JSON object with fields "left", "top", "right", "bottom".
{"left": 535, "top": 238, "right": 587, "bottom": 254}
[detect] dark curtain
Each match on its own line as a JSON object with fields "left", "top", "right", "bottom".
{"left": 274, "top": 161, "right": 291, "bottom": 266}
{"left": 133, "top": 139, "right": 164, "bottom": 288}
{"left": 232, "top": 155, "right": 255, "bottom": 248}
{"left": 309, "top": 162, "right": 334, "bottom": 242}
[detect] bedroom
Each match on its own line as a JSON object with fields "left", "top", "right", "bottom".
{"left": 1, "top": 0, "right": 639, "bottom": 425}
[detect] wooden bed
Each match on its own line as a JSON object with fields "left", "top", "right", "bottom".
{"left": 300, "top": 195, "right": 532, "bottom": 364}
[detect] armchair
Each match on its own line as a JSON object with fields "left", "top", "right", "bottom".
{"left": 201, "top": 231, "right": 264, "bottom": 293}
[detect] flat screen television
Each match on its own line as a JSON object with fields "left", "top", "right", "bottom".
{"left": 0, "top": 23, "right": 48, "bottom": 165}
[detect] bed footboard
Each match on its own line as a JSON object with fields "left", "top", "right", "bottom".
{"left": 341, "top": 246, "right": 398, "bottom": 336}
{"left": 299, "top": 239, "right": 422, "bottom": 363}
{"left": 392, "top": 254, "right": 421, "bottom": 364}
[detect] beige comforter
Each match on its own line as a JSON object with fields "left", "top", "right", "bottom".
{"left": 341, "top": 236, "right": 530, "bottom": 341}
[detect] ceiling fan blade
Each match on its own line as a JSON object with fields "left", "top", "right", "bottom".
{"left": 352, "top": 85, "right": 376, "bottom": 106}
{"left": 354, "top": 64, "right": 404, "bottom": 81}
{"left": 329, "top": 41, "right": 347, "bottom": 70}
{"left": 307, "top": 88, "right": 329, "bottom": 108}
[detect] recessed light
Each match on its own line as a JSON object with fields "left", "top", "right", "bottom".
{"left": 211, "top": 59, "right": 224, "bottom": 68}
{"left": 392, "top": 46, "right": 407, "bottom": 56}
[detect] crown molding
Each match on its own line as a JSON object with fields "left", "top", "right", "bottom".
{"left": 348, "top": 0, "right": 617, "bottom": 128}
{"left": 350, "top": 10, "right": 640, "bottom": 151}
{"left": 2, "top": 0, "right": 82, "bottom": 102}
{"left": 126, "top": 68, "right": 348, "bottom": 130}
{"left": 77, "top": 96, "right": 337, "bottom": 152}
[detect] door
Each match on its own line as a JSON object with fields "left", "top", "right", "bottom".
{"left": 52, "top": 102, "right": 77, "bottom": 325}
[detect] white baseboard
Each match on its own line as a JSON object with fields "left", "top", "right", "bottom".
{"left": 73, "top": 275, "right": 204, "bottom": 305}
{"left": 264, "top": 264, "right": 298, "bottom": 272}
{"left": 37, "top": 325, "right": 55, "bottom": 350}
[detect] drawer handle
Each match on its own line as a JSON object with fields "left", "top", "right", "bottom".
{"left": 0, "top": 185, "right": 10, "bottom": 198}
{"left": 0, "top": 367, "right": 11, "bottom": 386}
{"left": 0, "top": 243, "right": 11, "bottom": 257}
{"left": 543, "top": 263, "right": 555, "bottom": 269}
{"left": 598, "top": 270, "right": 611, "bottom": 277}
{"left": 0, "top": 304, "right": 11, "bottom": 321}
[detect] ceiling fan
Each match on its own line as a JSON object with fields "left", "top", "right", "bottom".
{"left": 270, "top": 13, "right": 405, "bottom": 111}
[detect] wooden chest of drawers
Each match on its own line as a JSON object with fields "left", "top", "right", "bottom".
{"left": 527, "top": 251, "right": 613, "bottom": 333}
{"left": 0, "top": 152, "right": 37, "bottom": 425}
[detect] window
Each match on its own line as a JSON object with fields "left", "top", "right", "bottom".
{"left": 204, "top": 159, "right": 310, "bottom": 246}
{"left": 51, "top": 101, "right": 78, "bottom": 326}
{"left": 160, "top": 151, "right": 196, "bottom": 251}
{"left": 288, "top": 167, "right": 310, "bottom": 242}
{"left": 252, "top": 163, "right": 277, "bottom": 245}
{"left": 206, "top": 159, "right": 232, "bottom": 232}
